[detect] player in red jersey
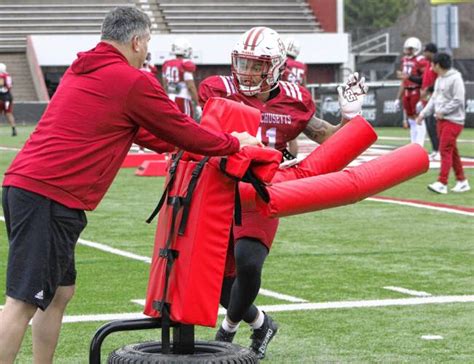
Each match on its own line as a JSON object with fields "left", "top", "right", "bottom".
{"left": 281, "top": 37, "right": 308, "bottom": 157}
{"left": 420, "top": 43, "right": 439, "bottom": 159}
{"left": 0, "top": 63, "right": 17, "bottom": 136}
{"left": 162, "top": 38, "right": 201, "bottom": 120}
{"left": 282, "top": 37, "right": 307, "bottom": 86}
{"left": 199, "top": 27, "right": 367, "bottom": 359}
{"left": 140, "top": 52, "right": 158, "bottom": 75}
{"left": 395, "top": 37, "right": 427, "bottom": 146}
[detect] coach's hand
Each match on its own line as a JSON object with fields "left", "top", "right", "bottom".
{"left": 231, "top": 131, "right": 263, "bottom": 149}
{"left": 337, "top": 72, "right": 368, "bottom": 120}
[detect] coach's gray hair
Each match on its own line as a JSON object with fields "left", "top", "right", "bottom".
{"left": 101, "top": 6, "right": 151, "bottom": 43}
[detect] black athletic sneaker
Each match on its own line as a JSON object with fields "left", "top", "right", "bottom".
{"left": 11, "top": 127, "right": 17, "bottom": 137}
{"left": 215, "top": 325, "right": 236, "bottom": 343}
{"left": 250, "top": 312, "right": 278, "bottom": 359}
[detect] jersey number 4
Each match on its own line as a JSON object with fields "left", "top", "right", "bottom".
{"left": 164, "top": 66, "right": 180, "bottom": 83}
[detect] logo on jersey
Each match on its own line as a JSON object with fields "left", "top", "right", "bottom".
{"left": 261, "top": 112, "right": 292, "bottom": 125}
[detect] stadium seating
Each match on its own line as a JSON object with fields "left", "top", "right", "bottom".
{"left": 156, "top": 0, "right": 321, "bottom": 33}
{"left": 0, "top": 1, "right": 134, "bottom": 52}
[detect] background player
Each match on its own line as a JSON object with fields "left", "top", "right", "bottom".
{"left": 0, "top": 63, "right": 17, "bottom": 136}
{"left": 395, "top": 37, "right": 427, "bottom": 146}
{"left": 199, "top": 27, "right": 367, "bottom": 359}
{"left": 162, "top": 38, "right": 202, "bottom": 120}
{"left": 281, "top": 37, "right": 308, "bottom": 157}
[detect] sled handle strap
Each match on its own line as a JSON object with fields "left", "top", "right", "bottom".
{"left": 178, "top": 157, "right": 210, "bottom": 235}
{"left": 242, "top": 169, "right": 270, "bottom": 203}
{"left": 153, "top": 196, "right": 182, "bottom": 335}
{"left": 146, "top": 151, "right": 184, "bottom": 224}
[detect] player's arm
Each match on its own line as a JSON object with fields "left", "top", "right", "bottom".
{"left": 185, "top": 79, "right": 199, "bottom": 106}
{"left": 303, "top": 115, "right": 340, "bottom": 144}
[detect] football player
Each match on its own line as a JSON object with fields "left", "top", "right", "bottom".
{"left": 282, "top": 37, "right": 307, "bottom": 86}
{"left": 0, "top": 63, "right": 17, "bottom": 136}
{"left": 281, "top": 37, "right": 308, "bottom": 157}
{"left": 199, "top": 27, "right": 367, "bottom": 359}
{"left": 395, "top": 37, "right": 427, "bottom": 146}
{"left": 162, "top": 38, "right": 202, "bottom": 120}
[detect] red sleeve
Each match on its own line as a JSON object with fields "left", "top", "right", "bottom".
{"left": 126, "top": 72, "right": 239, "bottom": 156}
{"left": 422, "top": 67, "right": 437, "bottom": 90}
{"left": 183, "top": 61, "right": 196, "bottom": 72}
{"left": 299, "top": 85, "right": 316, "bottom": 123}
{"left": 198, "top": 76, "right": 228, "bottom": 107}
{"left": 134, "top": 127, "right": 176, "bottom": 153}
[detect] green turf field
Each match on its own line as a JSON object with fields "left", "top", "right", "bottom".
{"left": 1, "top": 124, "right": 473, "bottom": 363}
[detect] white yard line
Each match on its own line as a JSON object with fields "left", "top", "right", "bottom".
{"left": 366, "top": 198, "right": 474, "bottom": 217}
{"left": 258, "top": 288, "right": 308, "bottom": 303}
{"left": 60, "top": 295, "right": 474, "bottom": 323}
{"left": 421, "top": 335, "right": 443, "bottom": 340}
{"left": 383, "top": 286, "right": 432, "bottom": 297}
{"left": 77, "top": 238, "right": 152, "bottom": 264}
{"left": 377, "top": 136, "right": 473, "bottom": 143}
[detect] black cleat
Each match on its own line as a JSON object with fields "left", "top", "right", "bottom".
{"left": 250, "top": 312, "right": 278, "bottom": 359}
{"left": 11, "top": 127, "right": 17, "bottom": 137}
{"left": 215, "top": 325, "right": 237, "bottom": 343}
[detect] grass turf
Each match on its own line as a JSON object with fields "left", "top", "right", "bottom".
{"left": 0, "top": 124, "right": 473, "bottom": 363}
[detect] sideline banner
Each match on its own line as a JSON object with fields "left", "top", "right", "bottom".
{"left": 316, "top": 84, "right": 474, "bottom": 128}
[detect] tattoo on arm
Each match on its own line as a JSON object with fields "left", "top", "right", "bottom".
{"left": 303, "top": 116, "right": 336, "bottom": 143}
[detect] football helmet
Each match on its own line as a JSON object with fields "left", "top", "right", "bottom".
{"left": 171, "top": 38, "right": 192, "bottom": 58}
{"left": 285, "top": 37, "right": 301, "bottom": 58}
{"left": 403, "top": 37, "right": 422, "bottom": 56}
{"left": 0, "top": 63, "right": 6, "bottom": 73}
{"left": 231, "top": 27, "right": 286, "bottom": 96}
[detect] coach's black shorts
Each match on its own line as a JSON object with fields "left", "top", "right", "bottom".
{"left": 2, "top": 186, "right": 87, "bottom": 310}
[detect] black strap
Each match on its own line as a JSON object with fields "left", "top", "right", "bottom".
{"left": 242, "top": 169, "right": 270, "bottom": 203}
{"left": 282, "top": 148, "right": 296, "bottom": 161}
{"left": 146, "top": 151, "right": 184, "bottom": 224}
{"left": 153, "top": 196, "right": 181, "bottom": 315}
{"left": 234, "top": 183, "right": 242, "bottom": 226}
{"left": 178, "top": 157, "right": 210, "bottom": 235}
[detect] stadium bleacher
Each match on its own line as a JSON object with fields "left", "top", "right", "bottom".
{"left": 157, "top": 0, "right": 321, "bottom": 33}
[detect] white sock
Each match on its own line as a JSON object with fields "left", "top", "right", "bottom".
{"left": 408, "top": 118, "right": 417, "bottom": 143}
{"left": 415, "top": 121, "right": 426, "bottom": 147}
{"left": 249, "top": 308, "right": 265, "bottom": 330}
{"left": 222, "top": 316, "right": 240, "bottom": 333}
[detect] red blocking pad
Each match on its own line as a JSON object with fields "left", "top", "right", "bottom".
{"left": 121, "top": 153, "right": 166, "bottom": 168}
{"left": 239, "top": 116, "right": 378, "bottom": 210}
{"left": 200, "top": 97, "right": 261, "bottom": 136}
{"left": 135, "top": 160, "right": 168, "bottom": 177}
{"left": 273, "top": 115, "right": 377, "bottom": 183}
{"left": 257, "top": 144, "right": 429, "bottom": 218}
{"left": 144, "top": 159, "right": 236, "bottom": 327}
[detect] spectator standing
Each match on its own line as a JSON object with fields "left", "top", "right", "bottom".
{"left": 162, "top": 39, "right": 202, "bottom": 120}
{"left": 0, "top": 7, "right": 259, "bottom": 364}
{"left": 0, "top": 63, "right": 17, "bottom": 136}
{"left": 417, "top": 52, "right": 470, "bottom": 194}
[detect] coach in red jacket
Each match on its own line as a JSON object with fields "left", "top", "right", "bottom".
{"left": 0, "top": 7, "right": 259, "bottom": 363}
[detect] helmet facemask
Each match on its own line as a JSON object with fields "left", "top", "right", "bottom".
{"left": 231, "top": 27, "right": 286, "bottom": 96}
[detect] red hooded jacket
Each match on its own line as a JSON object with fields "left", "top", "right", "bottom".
{"left": 3, "top": 42, "right": 239, "bottom": 210}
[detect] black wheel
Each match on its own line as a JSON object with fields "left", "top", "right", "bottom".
{"left": 108, "top": 340, "right": 258, "bottom": 364}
